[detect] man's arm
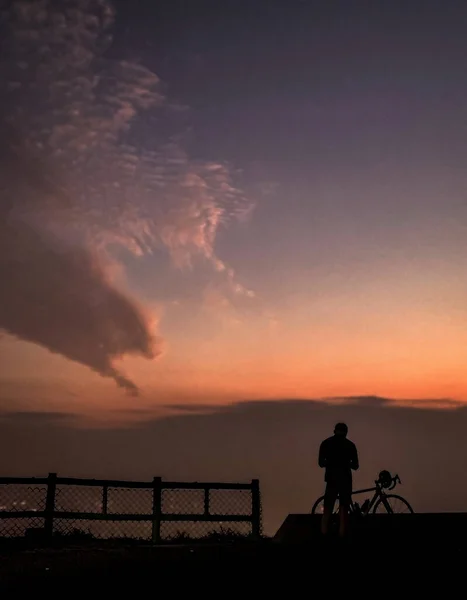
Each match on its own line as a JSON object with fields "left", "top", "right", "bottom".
{"left": 318, "top": 441, "right": 327, "bottom": 468}
{"left": 350, "top": 443, "right": 359, "bottom": 471}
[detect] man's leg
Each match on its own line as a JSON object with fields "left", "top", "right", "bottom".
{"left": 338, "top": 484, "right": 351, "bottom": 537}
{"left": 338, "top": 503, "right": 349, "bottom": 537}
{"left": 321, "top": 483, "right": 336, "bottom": 535}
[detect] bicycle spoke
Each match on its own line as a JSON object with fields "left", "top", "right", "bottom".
{"left": 374, "top": 494, "right": 413, "bottom": 514}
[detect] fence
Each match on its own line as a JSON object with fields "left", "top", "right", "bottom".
{"left": 0, "top": 474, "right": 262, "bottom": 542}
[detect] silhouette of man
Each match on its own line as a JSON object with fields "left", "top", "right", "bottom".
{"left": 319, "top": 422, "right": 359, "bottom": 537}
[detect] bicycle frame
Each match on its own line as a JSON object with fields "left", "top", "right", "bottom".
{"left": 312, "top": 473, "right": 406, "bottom": 515}
{"left": 348, "top": 485, "right": 383, "bottom": 514}
{"left": 348, "top": 478, "right": 398, "bottom": 514}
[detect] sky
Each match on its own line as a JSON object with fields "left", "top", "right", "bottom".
{"left": 0, "top": 0, "right": 467, "bottom": 532}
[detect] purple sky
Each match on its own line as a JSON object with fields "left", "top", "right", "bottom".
{"left": 1, "top": 0, "right": 467, "bottom": 531}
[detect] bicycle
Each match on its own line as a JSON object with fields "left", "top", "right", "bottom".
{"left": 311, "top": 470, "right": 414, "bottom": 516}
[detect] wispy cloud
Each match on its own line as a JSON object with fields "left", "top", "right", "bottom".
{"left": 1, "top": 0, "right": 254, "bottom": 274}
{"left": 0, "top": 0, "right": 255, "bottom": 391}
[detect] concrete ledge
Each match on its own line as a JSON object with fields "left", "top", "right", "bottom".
{"left": 274, "top": 513, "right": 467, "bottom": 544}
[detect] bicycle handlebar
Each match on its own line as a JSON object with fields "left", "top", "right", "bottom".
{"left": 375, "top": 473, "right": 401, "bottom": 490}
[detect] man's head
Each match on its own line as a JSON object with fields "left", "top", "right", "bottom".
{"left": 334, "top": 422, "right": 348, "bottom": 437}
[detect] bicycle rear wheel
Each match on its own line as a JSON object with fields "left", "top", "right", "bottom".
{"left": 373, "top": 494, "right": 414, "bottom": 514}
{"left": 311, "top": 495, "right": 340, "bottom": 515}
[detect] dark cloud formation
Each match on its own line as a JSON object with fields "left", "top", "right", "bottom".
{"left": 0, "top": 0, "right": 254, "bottom": 391}
{"left": 0, "top": 221, "right": 155, "bottom": 394}
{"left": 1, "top": 397, "right": 466, "bottom": 534}
{"left": 0, "top": 137, "right": 158, "bottom": 393}
{"left": 0, "top": 411, "right": 74, "bottom": 424}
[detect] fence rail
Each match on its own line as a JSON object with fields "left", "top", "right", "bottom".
{"left": 0, "top": 474, "right": 262, "bottom": 542}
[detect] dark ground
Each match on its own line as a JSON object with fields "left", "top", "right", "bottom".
{"left": 2, "top": 514, "right": 466, "bottom": 590}
{"left": 0, "top": 534, "right": 464, "bottom": 591}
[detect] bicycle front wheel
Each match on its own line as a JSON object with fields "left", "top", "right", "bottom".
{"left": 373, "top": 494, "right": 414, "bottom": 514}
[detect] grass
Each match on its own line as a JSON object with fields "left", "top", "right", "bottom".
{"left": 0, "top": 525, "right": 266, "bottom": 549}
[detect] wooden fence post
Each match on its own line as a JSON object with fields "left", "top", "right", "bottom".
{"left": 44, "top": 472, "right": 57, "bottom": 539}
{"left": 152, "top": 477, "right": 162, "bottom": 544}
{"left": 204, "top": 486, "right": 210, "bottom": 516}
{"left": 251, "top": 478, "right": 261, "bottom": 540}
{"left": 102, "top": 485, "right": 108, "bottom": 515}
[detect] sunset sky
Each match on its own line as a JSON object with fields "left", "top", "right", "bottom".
{"left": 1, "top": 0, "right": 467, "bottom": 531}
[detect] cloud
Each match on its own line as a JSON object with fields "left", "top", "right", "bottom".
{"left": 327, "top": 395, "right": 391, "bottom": 407}
{"left": 0, "top": 0, "right": 255, "bottom": 391}
{"left": 0, "top": 159, "right": 159, "bottom": 392}
{"left": 202, "top": 284, "right": 243, "bottom": 327}
{"left": 0, "top": 411, "right": 76, "bottom": 424}
{"left": 0, "top": 0, "right": 254, "bottom": 285}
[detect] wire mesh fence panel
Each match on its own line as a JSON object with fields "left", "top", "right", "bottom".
{"left": 209, "top": 489, "right": 252, "bottom": 516}
{"left": 53, "top": 519, "right": 152, "bottom": 541}
{"left": 162, "top": 489, "right": 204, "bottom": 515}
{"left": 0, "top": 478, "right": 260, "bottom": 542}
{"left": 104, "top": 520, "right": 151, "bottom": 540}
{"left": 0, "top": 516, "right": 45, "bottom": 538}
{"left": 55, "top": 486, "right": 103, "bottom": 513}
{"left": 0, "top": 484, "right": 47, "bottom": 512}
{"left": 107, "top": 487, "right": 152, "bottom": 515}
{"left": 161, "top": 520, "right": 252, "bottom": 541}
